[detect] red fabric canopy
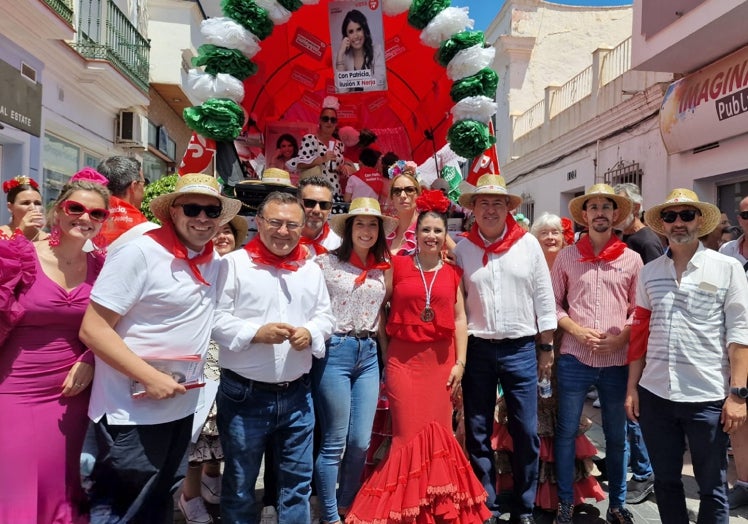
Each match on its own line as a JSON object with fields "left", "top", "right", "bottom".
{"left": 242, "top": 2, "right": 455, "bottom": 164}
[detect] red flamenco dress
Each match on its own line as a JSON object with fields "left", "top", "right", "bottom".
{"left": 347, "top": 256, "right": 490, "bottom": 524}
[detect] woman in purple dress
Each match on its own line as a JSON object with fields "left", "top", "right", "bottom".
{"left": 0, "top": 176, "right": 110, "bottom": 523}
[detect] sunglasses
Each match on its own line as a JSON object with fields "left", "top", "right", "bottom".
{"left": 660, "top": 209, "right": 700, "bottom": 223}
{"left": 174, "top": 203, "right": 223, "bottom": 219}
{"left": 320, "top": 116, "right": 338, "bottom": 124}
{"left": 739, "top": 211, "right": 748, "bottom": 220}
{"left": 302, "top": 198, "right": 333, "bottom": 211}
{"left": 391, "top": 186, "right": 418, "bottom": 196}
{"left": 61, "top": 200, "right": 110, "bottom": 222}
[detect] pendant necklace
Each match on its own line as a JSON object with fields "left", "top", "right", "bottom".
{"left": 415, "top": 254, "right": 442, "bottom": 322}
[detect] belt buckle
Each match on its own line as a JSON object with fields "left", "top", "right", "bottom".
{"left": 276, "top": 381, "right": 290, "bottom": 389}
{"left": 350, "top": 329, "right": 368, "bottom": 339}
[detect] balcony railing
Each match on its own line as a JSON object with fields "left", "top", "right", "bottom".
{"left": 43, "top": 0, "right": 74, "bottom": 24}
{"left": 555, "top": 65, "right": 592, "bottom": 115}
{"left": 513, "top": 99, "right": 545, "bottom": 139}
{"left": 71, "top": 0, "right": 150, "bottom": 92}
{"left": 600, "top": 37, "right": 631, "bottom": 86}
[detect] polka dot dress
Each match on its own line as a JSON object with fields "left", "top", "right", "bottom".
{"left": 297, "top": 133, "right": 344, "bottom": 199}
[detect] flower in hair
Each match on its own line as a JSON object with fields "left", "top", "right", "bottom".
{"left": 70, "top": 167, "right": 109, "bottom": 186}
{"left": 3, "top": 176, "right": 39, "bottom": 194}
{"left": 416, "top": 189, "right": 451, "bottom": 214}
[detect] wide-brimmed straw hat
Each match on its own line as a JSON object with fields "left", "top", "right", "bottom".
{"left": 644, "top": 188, "right": 721, "bottom": 237}
{"left": 457, "top": 174, "right": 523, "bottom": 210}
{"left": 261, "top": 168, "right": 294, "bottom": 186}
{"left": 330, "top": 197, "right": 398, "bottom": 238}
{"left": 150, "top": 173, "right": 242, "bottom": 226}
{"left": 568, "top": 183, "right": 632, "bottom": 227}
{"left": 227, "top": 215, "right": 249, "bottom": 247}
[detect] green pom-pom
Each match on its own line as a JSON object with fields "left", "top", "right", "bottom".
{"left": 437, "top": 31, "right": 485, "bottom": 67}
{"left": 193, "top": 44, "right": 258, "bottom": 80}
{"left": 407, "top": 0, "right": 451, "bottom": 30}
{"left": 277, "top": 0, "right": 302, "bottom": 11}
{"left": 447, "top": 120, "right": 495, "bottom": 159}
{"left": 450, "top": 68, "right": 500, "bottom": 103}
{"left": 221, "top": 0, "right": 274, "bottom": 40}
{"left": 141, "top": 174, "right": 178, "bottom": 224}
{"left": 184, "top": 99, "right": 245, "bottom": 142}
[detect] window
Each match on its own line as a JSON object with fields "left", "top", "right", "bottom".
{"left": 604, "top": 161, "right": 643, "bottom": 188}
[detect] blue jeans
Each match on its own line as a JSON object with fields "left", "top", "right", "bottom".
{"left": 638, "top": 386, "right": 729, "bottom": 524}
{"left": 462, "top": 335, "right": 539, "bottom": 518}
{"left": 311, "top": 335, "right": 380, "bottom": 522}
{"left": 627, "top": 419, "right": 653, "bottom": 480}
{"left": 217, "top": 370, "right": 314, "bottom": 524}
{"left": 555, "top": 354, "right": 628, "bottom": 509}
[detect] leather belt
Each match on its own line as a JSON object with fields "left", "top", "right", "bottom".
{"left": 335, "top": 329, "right": 377, "bottom": 339}
{"left": 223, "top": 368, "right": 305, "bottom": 392}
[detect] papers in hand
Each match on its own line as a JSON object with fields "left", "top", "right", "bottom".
{"left": 131, "top": 355, "right": 206, "bottom": 398}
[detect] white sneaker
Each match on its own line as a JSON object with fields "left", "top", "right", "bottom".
{"left": 310, "top": 495, "right": 322, "bottom": 524}
{"left": 260, "top": 505, "right": 279, "bottom": 524}
{"left": 179, "top": 493, "right": 213, "bottom": 524}
{"left": 200, "top": 473, "right": 221, "bottom": 505}
{"left": 593, "top": 398, "right": 601, "bottom": 408}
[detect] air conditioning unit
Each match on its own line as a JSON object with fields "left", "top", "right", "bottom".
{"left": 116, "top": 110, "right": 148, "bottom": 148}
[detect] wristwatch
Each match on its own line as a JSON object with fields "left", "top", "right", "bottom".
{"left": 537, "top": 343, "right": 554, "bottom": 352}
{"left": 730, "top": 386, "right": 748, "bottom": 399}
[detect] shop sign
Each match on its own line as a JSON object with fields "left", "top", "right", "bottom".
{"left": 0, "top": 59, "right": 42, "bottom": 137}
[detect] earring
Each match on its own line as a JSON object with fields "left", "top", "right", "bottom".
{"left": 48, "top": 225, "right": 61, "bottom": 247}
{"left": 92, "top": 232, "right": 108, "bottom": 256}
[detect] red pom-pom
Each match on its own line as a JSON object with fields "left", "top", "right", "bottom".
{"left": 416, "top": 189, "right": 451, "bottom": 214}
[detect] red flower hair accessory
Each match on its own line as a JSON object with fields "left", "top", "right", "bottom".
{"left": 3, "top": 176, "right": 39, "bottom": 194}
{"left": 561, "top": 217, "right": 575, "bottom": 246}
{"left": 416, "top": 189, "right": 451, "bottom": 214}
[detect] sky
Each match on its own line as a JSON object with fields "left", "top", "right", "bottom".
{"left": 461, "top": 0, "right": 633, "bottom": 31}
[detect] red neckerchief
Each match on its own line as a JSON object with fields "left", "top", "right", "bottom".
{"left": 299, "top": 222, "right": 331, "bottom": 255}
{"left": 348, "top": 252, "right": 390, "bottom": 285}
{"left": 465, "top": 214, "right": 526, "bottom": 266}
{"left": 244, "top": 236, "right": 306, "bottom": 271}
{"left": 145, "top": 222, "right": 214, "bottom": 285}
{"left": 576, "top": 234, "right": 626, "bottom": 263}
{"left": 101, "top": 195, "right": 148, "bottom": 244}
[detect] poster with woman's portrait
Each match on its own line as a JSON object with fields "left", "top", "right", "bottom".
{"left": 264, "top": 121, "right": 316, "bottom": 177}
{"left": 329, "top": 0, "right": 388, "bottom": 93}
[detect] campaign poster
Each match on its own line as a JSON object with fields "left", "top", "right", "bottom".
{"left": 329, "top": 0, "right": 388, "bottom": 93}
{"left": 264, "top": 121, "right": 316, "bottom": 175}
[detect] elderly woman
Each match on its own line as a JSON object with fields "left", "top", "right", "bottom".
{"left": 530, "top": 212, "right": 566, "bottom": 268}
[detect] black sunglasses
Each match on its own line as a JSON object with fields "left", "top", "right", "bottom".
{"left": 320, "top": 116, "right": 338, "bottom": 124}
{"left": 391, "top": 186, "right": 418, "bottom": 196}
{"left": 739, "top": 211, "right": 748, "bottom": 220}
{"left": 302, "top": 198, "right": 333, "bottom": 211}
{"left": 660, "top": 209, "right": 700, "bottom": 223}
{"left": 174, "top": 203, "right": 223, "bottom": 219}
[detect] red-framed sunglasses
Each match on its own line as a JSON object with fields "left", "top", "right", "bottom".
{"left": 60, "top": 200, "right": 110, "bottom": 222}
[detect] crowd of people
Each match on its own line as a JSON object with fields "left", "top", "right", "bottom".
{"left": 2, "top": 126, "right": 748, "bottom": 524}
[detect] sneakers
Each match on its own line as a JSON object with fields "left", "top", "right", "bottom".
{"left": 606, "top": 506, "right": 634, "bottom": 524}
{"left": 626, "top": 474, "right": 654, "bottom": 504}
{"left": 200, "top": 474, "right": 221, "bottom": 505}
{"left": 179, "top": 493, "right": 213, "bottom": 524}
{"left": 260, "top": 505, "right": 279, "bottom": 524}
{"left": 592, "top": 398, "right": 601, "bottom": 408}
{"left": 554, "top": 502, "right": 574, "bottom": 524}
{"left": 729, "top": 483, "right": 748, "bottom": 509}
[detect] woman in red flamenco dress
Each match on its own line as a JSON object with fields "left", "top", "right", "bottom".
{"left": 347, "top": 190, "right": 491, "bottom": 524}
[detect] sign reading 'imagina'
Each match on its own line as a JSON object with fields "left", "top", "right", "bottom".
{"left": 715, "top": 86, "right": 748, "bottom": 121}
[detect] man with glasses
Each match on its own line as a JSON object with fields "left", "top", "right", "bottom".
{"left": 212, "top": 191, "right": 334, "bottom": 523}
{"left": 80, "top": 174, "right": 241, "bottom": 523}
{"left": 298, "top": 176, "right": 342, "bottom": 255}
{"left": 626, "top": 189, "right": 748, "bottom": 524}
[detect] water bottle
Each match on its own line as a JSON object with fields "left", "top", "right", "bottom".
{"left": 538, "top": 377, "right": 552, "bottom": 398}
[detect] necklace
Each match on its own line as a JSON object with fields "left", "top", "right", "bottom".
{"left": 415, "top": 254, "right": 442, "bottom": 322}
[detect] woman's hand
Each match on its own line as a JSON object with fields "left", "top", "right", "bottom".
{"left": 337, "top": 37, "right": 351, "bottom": 64}
{"left": 61, "top": 362, "right": 94, "bottom": 397}
{"left": 447, "top": 361, "right": 464, "bottom": 398}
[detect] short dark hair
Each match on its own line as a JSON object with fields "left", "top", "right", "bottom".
{"left": 257, "top": 191, "right": 304, "bottom": 218}
{"left": 97, "top": 156, "right": 141, "bottom": 197}
{"left": 359, "top": 148, "right": 382, "bottom": 168}
{"left": 381, "top": 152, "right": 399, "bottom": 178}
{"left": 298, "top": 176, "right": 334, "bottom": 194}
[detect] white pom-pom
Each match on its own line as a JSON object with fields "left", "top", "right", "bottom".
{"left": 450, "top": 95, "right": 497, "bottom": 122}
{"left": 254, "top": 0, "right": 292, "bottom": 25}
{"left": 300, "top": 0, "right": 319, "bottom": 4}
{"left": 201, "top": 18, "right": 261, "bottom": 58}
{"left": 447, "top": 44, "right": 495, "bottom": 81}
{"left": 421, "top": 7, "right": 474, "bottom": 48}
{"left": 322, "top": 96, "right": 340, "bottom": 111}
{"left": 185, "top": 69, "right": 245, "bottom": 104}
{"left": 382, "top": 0, "right": 413, "bottom": 16}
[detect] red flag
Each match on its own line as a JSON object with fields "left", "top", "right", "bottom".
{"left": 467, "top": 121, "right": 500, "bottom": 185}
{"left": 178, "top": 133, "right": 216, "bottom": 176}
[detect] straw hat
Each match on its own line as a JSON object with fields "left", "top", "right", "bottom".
{"left": 330, "top": 197, "right": 398, "bottom": 237}
{"left": 228, "top": 215, "right": 249, "bottom": 247}
{"left": 457, "top": 174, "right": 522, "bottom": 210}
{"left": 644, "top": 188, "right": 721, "bottom": 237}
{"left": 568, "top": 183, "right": 632, "bottom": 227}
{"left": 261, "top": 168, "right": 294, "bottom": 186}
{"left": 149, "top": 173, "right": 242, "bottom": 226}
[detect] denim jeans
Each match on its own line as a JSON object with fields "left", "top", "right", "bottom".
{"left": 627, "top": 419, "right": 653, "bottom": 480}
{"left": 462, "top": 335, "right": 539, "bottom": 518}
{"left": 555, "top": 354, "right": 628, "bottom": 509}
{"left": 217, "top": 370, "right": 314, "bottom": 524}
{"left": 311, "top": 335, "right": 380, "bottom": 522}
{"left": 638, "top": 386, "right": 729, "bottom": 524}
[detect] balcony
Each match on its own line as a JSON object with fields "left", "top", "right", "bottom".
{"left": 70, "top": 0, "right": 150, "bottom": 92}
{"left": 43, "top": 0, "right": 74, "bottom": 24}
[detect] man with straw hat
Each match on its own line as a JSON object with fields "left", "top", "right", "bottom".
{"left": 551, "top": 183, "right": 641, "bottom": 524}
{"left": 79, "top": 173, "right": 241, "bottom": 522}
{"left": 454, "top": 174, "right": 557, "bottom": 524}
{"left": 625, "top": 188, "right": 748, "bottom": 524}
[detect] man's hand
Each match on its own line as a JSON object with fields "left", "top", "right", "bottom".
{"left": 538, "top": 350, "right": 554, "bottom": 380}
{"left": 722, "top": 396, "right": 747, "bottom": 433}
{"left": 141, "top": 371, "right": 187, "bottom": 400}
{"left": 592, "top": 332, "right": 624, "bottom": 355}
{"left": 573, "top": 326, "right": 604, "bottom": 348}
{"left": 253, "top": 323, "right": 296, "bottom": 345}
{"left": 289, "top": 327, "right": 312, "bottom": 351}
{"left": 624, "top": 388, "right": 639, "bottom": 422}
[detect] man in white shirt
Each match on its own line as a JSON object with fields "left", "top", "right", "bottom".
{"left": 212, "top": 191, "right": 334, "bottom": 523}
{"left": 79, "top": 173, "right": 241, "bottom": 523}
{"left": 453, "top": 174, "right": 556, "bottom": 524}
{"left": 626, "top": 188, "right": 748, "bottom": 524}
{"left": 298, "top": 176, "right": 342, "bottom": 254}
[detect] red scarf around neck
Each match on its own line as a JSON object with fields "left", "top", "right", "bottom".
{"left": 576, "top": 234, "right": 626, "bottom": 263}
{"left": 145, "top": 222, "right": 214, "bottom": 285}
{"left": 299, "top": 222, "right": 331, "bottom": 255}
{"left": 465, "top": 213, "right": 526, "bottom": 266}
{"left": 348, "top": 251, "right": 390, "bottom": 285}
{"left": 244, "top": 236, "right": 307, "bottom": 271}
